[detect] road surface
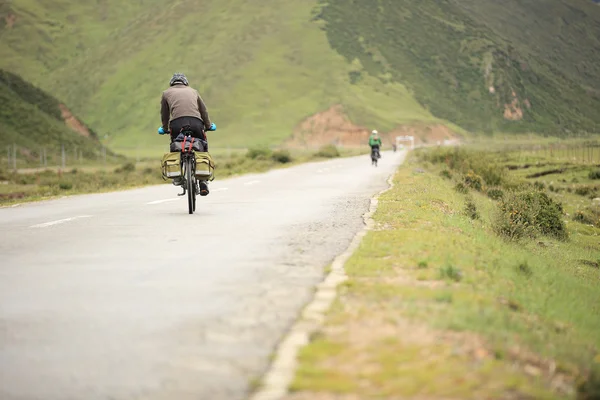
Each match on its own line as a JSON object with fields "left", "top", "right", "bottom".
{"left": 0, "top": 151, "right": 406, "bottom": 400}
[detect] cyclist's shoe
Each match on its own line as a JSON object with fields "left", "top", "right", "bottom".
{"left": 199, "top": 181, "right": 209, "bottom": 196}
{"left": 172, "top": 177, "right": 184, "bottom": 186}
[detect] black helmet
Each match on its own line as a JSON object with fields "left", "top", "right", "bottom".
{"left": 170, "top": 73, "right": 189, "bottom": 86}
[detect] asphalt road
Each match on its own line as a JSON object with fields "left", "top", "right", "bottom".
{"left": 0, "top": 150, "right": 406, "bottom": 400}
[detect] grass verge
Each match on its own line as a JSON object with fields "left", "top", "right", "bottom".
{"left": 287, "top": 147, "right": 600, "bottom": 399}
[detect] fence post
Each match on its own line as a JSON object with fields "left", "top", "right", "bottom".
{"left": 12, "top": 144, "right": 17, "bottom": 170}
{"left": 61, "top": 144, "right": 66, "bottom": 169}
{"left": 6, "top": 146, "right": 10, "bottom": 169}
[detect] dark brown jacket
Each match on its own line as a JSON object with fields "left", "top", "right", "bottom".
{"left": 161, "top": 84, "right": 211, "bottom": 130}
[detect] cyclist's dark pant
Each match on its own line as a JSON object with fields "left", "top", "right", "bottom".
{"left": 170, "top": 116, "right": 208, "bottom": 149}
{"left": 371, "top": 145, "right": 380, "bottom": 156}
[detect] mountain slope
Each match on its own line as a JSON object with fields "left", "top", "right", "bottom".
{"left": 1, "top": 0, "right": 599, "bottom": 150}
{"left": 0, "top": 69, "right": 101, "bottom": 160}
{"left": 317, "top": 0, "right": 600, "bottom": 134}
{"left": 453, "top": 0, "right": 600, "bottom": 94}
{"left": 0, "top": 0, "right": 438, "bottom": 149}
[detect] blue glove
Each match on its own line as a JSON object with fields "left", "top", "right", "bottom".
{"left": 158, "top": 126, "right": 167, "bottom": 135}
{"left": 208, "top": 123, "right": 217, "bottom": 131}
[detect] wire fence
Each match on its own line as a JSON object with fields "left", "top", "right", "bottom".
{"left": 505, "top": 142, "right": 600, "bottom": 165}
{"left": 3, "top": 143, "right": 113, "bottom": 171}
{"left": 1, "top": 142, "right": 252, "bottom": 172}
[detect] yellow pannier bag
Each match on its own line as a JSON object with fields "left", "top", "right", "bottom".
{"left": 161, "top": 152, "right": 181, "bottom": 180}
{"left": 195, "top": 152, "right": 215, "bottom": 181}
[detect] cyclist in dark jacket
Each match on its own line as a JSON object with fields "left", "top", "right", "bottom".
{"left": 160, "top": 73, "right": 213, "bottom": 145}
{"left": 159, "top": 73, "right": 215, "bottom": 196}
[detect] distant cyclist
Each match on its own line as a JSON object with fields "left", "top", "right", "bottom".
{"left": 369, "top": 130, "right": 382, "bottom": 159}
{"left": 158, "top": 73, "right": 215, "bottom": 195}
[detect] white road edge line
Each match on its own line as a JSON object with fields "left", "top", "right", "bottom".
{"left": 250, "top": 159, "right": 404, "bottom": 400}
{"left": 146, "top": 198, "right": 180, "bottom": 205}
{"left": 244, "top": 180, "right": 261, "bottom": 186}
{"left": 30, "top": 215, "right": 93, "bottom": 229}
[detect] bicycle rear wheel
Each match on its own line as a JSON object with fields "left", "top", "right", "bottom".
{"left": 186, "top": 157, "right": 194, "bottom": 214}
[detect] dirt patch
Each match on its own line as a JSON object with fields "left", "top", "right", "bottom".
{"left": 288, "top": 105, "right": 459, "bottom": 148}
{"left": 59, "top": 104, "right": 92, "bottom": 138}
{"left": 430, "top": 199, "right": 454, "bottom": 215}
{"left": 0, "top": 192, "right": 27, "bottom": 201}
{"left": 4, "top": 14, "right": 16, "bottom": 29}
{"left": 389, "top": 123, "right": 458, "bottom": 146}
{"left": 504, "top": 92, "right": 524, "bottom": 121}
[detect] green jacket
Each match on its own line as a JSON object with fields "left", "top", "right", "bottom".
{"left": 369, "top": 136, "right": 382, "bottom": 147}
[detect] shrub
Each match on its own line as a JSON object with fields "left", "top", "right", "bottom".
{"left": 487, "top": 188, "right": 504, "bottom": 200}
{"left": 454, "top": 182, "right": 468, "bottom": 194}
{"left": 517, "top": 261, "right": 533, "bottom": 277}
{"left": 575, "top": 186, "right": 598, "bottom": 198}
{"left": 421, "top": 148, "right": 505, "bottom": 186}
{"left": 494, "top": 191, "right": 568, "bottom": 240}
{"left": 573, "top": 211, "right": 594, "bottom": 225}
{"left": 247, "top": 147, "right": 272, "bottom": 160}
{"left": 314, "top": 144, "right": 340, "bottom": 158}
{"left": 271, "top": 149, "right": 292, "bottom": 163}
{"left": 533, "top": 181, "right": 546, "bottom": 190}
{"left": 59, "top": 182, "right": 73, "bottom": 190}
{"left": 589, "top": 169, "right": 600, "bottom": 180}
{"left": 115, "top": 162, "right": 135, "bottom": 173}
{"left": 578, "top": 363, "right": 600, "bottom": 400}
{"left": 439, "top": 264, "right": 463, "bottom": 282}
{"left": 417, "top": 260, "right": 429, "bottom": 269}
{"left": 573, "top": 208, "right": 600, "bottom": 227}
{"left": 464, "top": 197, "right": 480, "bottom": 220}
{"left": 440, "top": 169, "right": 452, "bottom": 179}
{"left": 464, "top": 170, "right": 483, "bottom": 191}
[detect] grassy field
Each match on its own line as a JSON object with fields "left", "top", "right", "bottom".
{"left": 287, "top": 143, "right": 600, "bottom": 399}
{"left": 0, "top": 144, "right": 365, "bottom": 205}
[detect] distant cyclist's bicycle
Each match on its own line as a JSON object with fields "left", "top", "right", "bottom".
{"left": 371, "top": 146, "right": 381, "bottom": 167}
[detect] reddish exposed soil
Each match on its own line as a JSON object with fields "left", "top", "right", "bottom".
{"left": 504, "top": 91, "right": 524, "bottom": 121}
{"left": 59, "top": 104, "right": 92, "bottom": 138}
{"left": 287, "top": 105, "right": 459, "bottom": 148}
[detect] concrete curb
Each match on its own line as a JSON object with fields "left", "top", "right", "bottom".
{"left": 249, "top": 171, "right": 398, "bottom": 400}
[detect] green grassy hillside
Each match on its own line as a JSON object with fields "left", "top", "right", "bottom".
{"left": 318, "top": 0, "right": 600, "bottom": 134}
{"left": 0, "top": 0, "right": 436, "bottom": 151}
{"left": 0, "top": 68, "right": 103, "bottom": 163}
{"left": 1, "top": 0, "right": 599, "bottom": 151}
{"left": 455, "top": 0, "right": 600, "bottom": 94}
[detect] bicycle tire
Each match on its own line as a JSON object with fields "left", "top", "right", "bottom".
{"left": 192, "top": 156, "right": 196, "bottom": 212}
{"left": 186, "top": 157, "right": 194, "bottom": 214}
